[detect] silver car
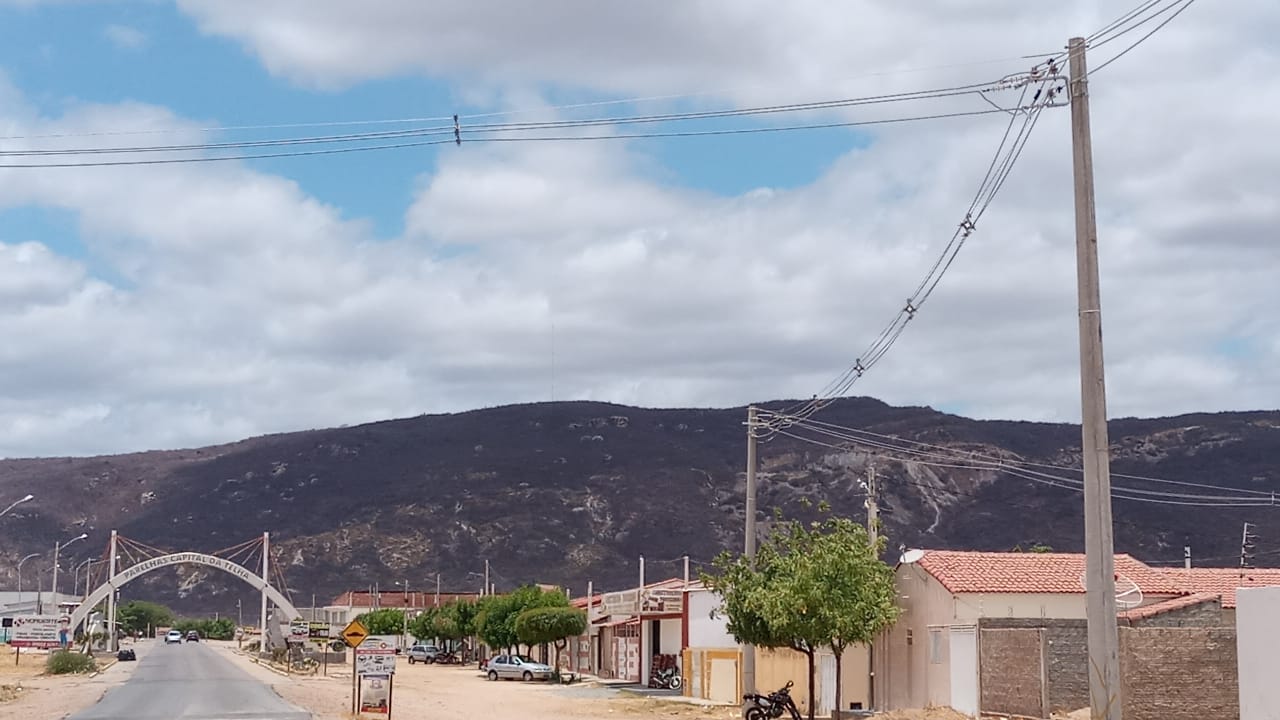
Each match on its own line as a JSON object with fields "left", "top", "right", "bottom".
{"left": 485, "top": 654, "right": 554, "bottom": 681}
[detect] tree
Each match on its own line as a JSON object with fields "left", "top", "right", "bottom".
{"left": 475, "top": 586, "right": 569, "bottom": 655}
{"left": 355, "top": 608, "right": 409, "bottom": 636}
{"left": 173, "top": 617, "right": 236, "bottom": 640}
{"left": 514, "top": 606, "right": 587, "bottom": 670}
{"left": 702, "top": 506, "right": 901, "bottom": 720}
{"left": 767, "top": 512, "right": 900, "bottom": 720}
{"left": 116, "top": 601, "right": 175, "bottom": 635}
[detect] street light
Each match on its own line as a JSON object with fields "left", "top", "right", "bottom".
{"left": 17, "top": 553, "right": 39, "bottom": 606}
{"left": 51, "top": 533, "right": 88, "bottom": 608}
{"left": 0, "top": 494, "right": 33, "bottom": 519}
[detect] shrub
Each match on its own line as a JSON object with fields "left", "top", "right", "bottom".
{"left": 46, "top": 650, "right": 97, "bottom": 675}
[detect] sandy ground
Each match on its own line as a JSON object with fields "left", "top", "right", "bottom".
{"left": 0, "top": 643, "right": 145, "bottom": 720}
{"left": 215, "top": 643, "right": 742, "bottom": 720}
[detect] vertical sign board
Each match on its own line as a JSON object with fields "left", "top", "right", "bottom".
{"left": 341, "top": 619, "right": 370, "bottom": 716}
{"left": 355, "top": 647, "right": 396, "bottom": 718}
{"left": 288, "top": 620, "right": 309, "bottom": 645}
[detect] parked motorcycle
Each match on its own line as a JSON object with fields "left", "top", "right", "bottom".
{"left": 742, "top": 680, "right": 802, "bottom": 720}
{"left": 651, "top": 666, "right": 683, "bottom": 691}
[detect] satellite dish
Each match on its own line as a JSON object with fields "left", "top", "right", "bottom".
{"left": 1078, "top": 571, "right": 1145, "bottom": 609}
{"left": 900, "top": 549, "right": 926, "bottom": 565}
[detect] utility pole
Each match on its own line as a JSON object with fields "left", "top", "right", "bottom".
{"left": 683, "top": 555, "right": 690, "bottom": 589}
{"left": 435, "top": 574, "right": 441, "bottom": 606}
{"left": 107, "top": 531, "right": 118, "bottom": 652}
{"left": 742, "top": 405, "right": 758, "bottom": 696}
{"left": 865, "top": 463, "right": 879, "bottom": 711}
{"left": 260, "top": 532, "right": 270, "bottom": 650}
{"left": 1070, "top": 36, "right": 1122, "bottom": 720}
{"left": 1240, "top": 522, "right": 1257, "bottom": 577}
{"left": 483, "top": 560, "right": 490, "bottom": 598}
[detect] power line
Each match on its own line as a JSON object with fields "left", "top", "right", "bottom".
{"left": 1089, "top": 0, "right": 1198, "bottom": 75}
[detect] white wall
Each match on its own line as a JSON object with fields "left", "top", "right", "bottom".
{"left": 1237, "top": 586, "right": 1280, "bottom": 720}
{"left": 687, "top": 590, "right": 736, "bottom": 648}
{"left": 659, "top": 618, "right": 682, "bottom": 655}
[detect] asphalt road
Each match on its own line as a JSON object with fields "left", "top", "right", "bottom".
{"left": 69, "top": 641, "right": 310, "bottom": 720}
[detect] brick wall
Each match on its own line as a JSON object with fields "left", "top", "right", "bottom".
{"left": 981, "top": 618, "right": 1088, "bottom": 715}
{"left": 1120, "top": 627, "right": 1239, "bottom": 720}
{"left": 978, "top": 628, "right": 1044, "bottom": 718}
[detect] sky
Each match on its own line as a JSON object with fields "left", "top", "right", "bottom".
{"left": 0, "top": 0, "right": 1275, "bottom": 458}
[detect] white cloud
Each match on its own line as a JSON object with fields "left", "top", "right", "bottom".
{"left": 0, "top": 1, "right": 1277, "bottom": 457}
{"left": 103, "top": 23, "right": 146, "bottom": 49}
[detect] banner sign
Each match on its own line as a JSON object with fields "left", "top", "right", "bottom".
{"left": 11, "top": 615, "right": 66, "bottom": 649}
{"left": 355, "top": 648, "right": 397, "bottom": 675}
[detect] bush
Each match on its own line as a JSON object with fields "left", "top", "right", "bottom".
{"left": 46, "top": 650, "right": 97, "bottom": 675}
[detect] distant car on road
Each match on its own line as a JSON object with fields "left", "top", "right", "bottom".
{"left": 485, "top": 654, "right": 553, "bottom": 682}
{"left": 164, "top": 630, "right": 184, "bottom": 644}
{"left": 406, "top": 645, "right": 439, "bottom": 664}
{"left": 186, "top": 631, "right": 200, "bottom": 642}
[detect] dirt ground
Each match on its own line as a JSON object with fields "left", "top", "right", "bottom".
{"left": 0, "top": 644, "right": 140, "bottom": 720}
{"left": 217, "top": 643, "right": 740, "bottom": 720}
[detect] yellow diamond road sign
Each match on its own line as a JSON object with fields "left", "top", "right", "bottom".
{"left": 340, "top": 619, "right": 369, "bottom": 648}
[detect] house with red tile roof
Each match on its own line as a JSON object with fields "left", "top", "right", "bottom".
{"left": 1158, "top": 567, "right": 1280, "bottom": 618}
{"left": 879, "top": 549, "right": 1191, "bottom": 714}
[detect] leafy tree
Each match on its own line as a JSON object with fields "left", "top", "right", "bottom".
{"left": 475, "top": 586, "right": 568, "bottom": 654}
{"left": 116, "top": 601, "right": 175, "bottom": 635}
{"left": 355, "top": 608, "right": 409, "bottom": 636}
{"left": 514, "top": 606, "right": 587, "bottom": 670}
{"left": 702, "top": 505, "right": 900, "bottom": 720}
{"left": 173, "top": 617, "right": 236, "bottom": 640}
{"left": 408, "top": 607, "right": 438, "bottom": 644}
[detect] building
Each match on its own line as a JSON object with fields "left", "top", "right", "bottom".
{"left": 878, "top": 549, "right": 1187, "bottom": 713}
{"left": 319, "top": 589, "right": 482, "bottom": 641}
{"left": 1157, "top": 567, "right": 1280, "bottom": 623}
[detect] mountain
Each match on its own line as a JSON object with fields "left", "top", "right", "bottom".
{"left": 2, "top": 398, "right": 1278, "bottom": 614}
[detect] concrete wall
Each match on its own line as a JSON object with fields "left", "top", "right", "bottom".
{"left": 1238, "top": 587, "right": 1280, "bottom": 720}
{"left": 686, "top": 590, "right": 735, "bottom": 648}
{"left": 754, "top": 646, "right": 870, "bottom": 715}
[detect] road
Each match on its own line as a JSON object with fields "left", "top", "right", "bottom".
{"left": 69, "top": 641, "right": 310, "bottom": 720}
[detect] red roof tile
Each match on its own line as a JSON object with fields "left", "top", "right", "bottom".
{"left": 1118, "top": 592, "right": 1220, "bottom": 621}
{"left": 913, "top": 550, "right": 1186, "bottom": 596}
{"left": 1158, "top": 568, "right": 1280, "bottom": 609}
{"left": 329, "top": 590, "right": 481, "bottom": 608}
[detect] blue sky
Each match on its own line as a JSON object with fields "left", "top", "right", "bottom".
{"left": 0, "top": 1, "right": 863, "bottom": 244}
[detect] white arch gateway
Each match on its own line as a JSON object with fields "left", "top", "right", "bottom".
{"left": 70, "top": 534, "right": 300, "bottom": 648}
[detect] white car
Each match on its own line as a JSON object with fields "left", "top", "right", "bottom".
{"left": 164, "top": 630, "right": 184, "bottom": 644}
{"left": 485, "top": 654, "right": 554, "bottom": 681}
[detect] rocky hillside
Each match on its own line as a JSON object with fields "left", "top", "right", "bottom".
{"left": 2, "top": 398, "right": 1277, "bottom": 614}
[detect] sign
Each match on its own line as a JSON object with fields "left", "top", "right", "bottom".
{"left": 358, "top": 673, "right": 391, "bottom": 715}
{"left": 340, "top": 619, "right": 369, "bottom": 648}
{"left": 640, "top": 588, "right": 684, "bottom": 614}
{"left": 360, "top": 635, "right": 398, "bottom": 651}
{"left": 11, "top": 615, "right": 62, "bottom": 649}
{"left": 289, "top": 620, "right": 309, "bottom": 644}
{"left": 355, "top": 647, "right": 397, "bottom": 675}
{"left": 308, "top": 622, "right": 330, "bottom": 642}
{"left": 602, "top": 589, "right": 638, "bottom": 616}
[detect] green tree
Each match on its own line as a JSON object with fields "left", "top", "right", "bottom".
{"left": 173, "top": 617, "right": 236, "bottom": 640}
{"left": 702, "top": 506, "right": 901, "bottom": 720}
{"left": 355, "top": 608, "right": 409, "bottom": 636}
{"left": 514, "top": 606, "right": 587, "bottom": 670}
{"left": 475, "top": 586, "right": 568, "bottom": 654}
{"left": 116, "top": 601, "right": 175, "bottom": 635}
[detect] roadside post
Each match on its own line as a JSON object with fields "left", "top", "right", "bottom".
{"left": 340, "top": 619, "right": 370, "bottom": 715}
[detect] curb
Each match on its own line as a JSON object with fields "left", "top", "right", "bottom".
{"left": 88, "top": 658, "right": 118, "bottom": 678}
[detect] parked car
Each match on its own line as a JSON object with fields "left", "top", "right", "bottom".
{"left": 116, "top": 648, "right": 136, "bottom": 661}
{"left": 186, "top": 631, "right": 200, "bottom": 642}
{"left": 164, "top": 630, "right": 184, "bottom": 644}
{"left": 485, "top": 654, "right": 554, "bottom": 682}
{"left": 406, "top": 645, "right": 439, "bottom": 664}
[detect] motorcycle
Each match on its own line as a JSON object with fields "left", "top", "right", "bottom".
{"left": 650, "top": 666, "right": 683, "bottom": 691}
{"left": 742, "top": 680, "right": 802, "bottom": 720}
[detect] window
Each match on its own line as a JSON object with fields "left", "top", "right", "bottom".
{"left": 929, "top": 629, "right": 943, "bottom": 664}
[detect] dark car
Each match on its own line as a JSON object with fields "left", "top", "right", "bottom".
{"left": 116, "top": 648, "right": 136, "bottom": 661}
{"left": 186, "top": 631, "right": 200, "bottom": 642}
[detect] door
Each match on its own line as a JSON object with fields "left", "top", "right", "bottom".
{"left": 708, "top": 658, "right": 738, "bottom": 703}
{"left": 819, "top": 654, "right": 837, "bottom": 715}
{"left": 948, "top": 625, "right": 979, "bottom": 716}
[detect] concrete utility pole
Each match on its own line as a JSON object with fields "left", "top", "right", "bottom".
{"left": 260, "top": 532, "right": 270, "bottom": 649}
{"left": 638, "top": 555, "right": 648, "bottom": 687}
{"left": 1069, "top": 36, "right": 1122, "bottom": 720}
{"left": 483, "top": 560, "right": 490, "bottom": 597}
{"left": 1240, "top": 522, "right": 1257, "bottom": 576}
{"left": 435, "top": 574, "right": 441, "bottom": 606}
{"left": 683, "top": 555, "right": 690, "bottom": 588}
{"left": 865, "top": 463, "right": 879, "bottom": 711}
{"left": 742, "top": 405, "right": 758, "bottom": 696}
{"left": 107, "top": 531, "right": 118, "bottom": 651}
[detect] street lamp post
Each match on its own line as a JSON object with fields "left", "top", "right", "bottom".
{"left": 17, "top": 553, "right": 39, "bottom": 606}
{"left": 51, "top": 533, "right": 88, "bottom": 609}
{"left": 0, "top": 494, "right": 33, "bottom": 519}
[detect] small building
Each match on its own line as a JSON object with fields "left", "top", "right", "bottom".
{"left": 1158, "top": 567, "right": 1280, "bottom": 624}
